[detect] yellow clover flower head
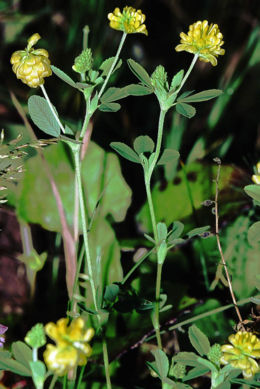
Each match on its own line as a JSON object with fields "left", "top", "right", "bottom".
{"left": 108, "top": 6, "right": 148, "bottom": 36}
{"left": 43, "top": 317, "right": 94, "bottom": 376}
{"left": 220, "top": 331, "right": 260, "bottom": 378}
{"left": 10, "top": 33, "right": 52, "bottom": 88}
{"left": 175, "top": 20, "right": 225, "bottom": 66}
{"left": 252, "top": 162, "right": 260, "bottom": 184}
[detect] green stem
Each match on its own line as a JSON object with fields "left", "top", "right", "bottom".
{"left": 40, "top": 85, "right": 65, "bottom": 134}
{"left": 143, "top": 109, "right": 167, "bottom": 349}
{"left": 73, "top": 146, "right": 98, "bottom": 314}
{"left": 102, "top": 337, "right": 112, "bottom": 389}
{"left": 49, "top": 374, "right": 58, "bottom": 389}
{"left": 79, "top": 100, "right": 92, "bottom": 140}
{"left": 176, "top": 54, "right": 198, "bottom": 94}
{"left": 32, "top": 347, "right": 37, "bottom": 362}
{"left": 98, "top": 32, "right": 127, "bottom": 100}
{"left": 154, "top": 263, "right": 163, "bottom": 349}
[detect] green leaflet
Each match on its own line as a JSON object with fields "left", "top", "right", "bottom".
{"left": 127, "top": 58, "right": 152, "bottom": 87}
{"left": 51, "top": 65, "right": 78, "bottom": 88}
{"left": 188, "top": 324, "right": 210, "bottom": 356}
{"left": 178, "top": 89, "right": 223, "bottom": 103}
{"left": 244, "top": 184, "right": 260, "bottom": 202}
{"left": 99, "top": 102, "right": 121, "bottom": 112}
{"left": 133, "top": 135, "right": 154, "bottom": 154}
{"left": 158, "top": 148, "right": 180, "bottom": 165}
{"left": 176, "top": 103, "right": 196, "bottom": 118}
{"left": 110, "top": 142, "right": 140, "bottom": 163}
{"left": 28, "top": 95, "right": 60, "bottom": 137}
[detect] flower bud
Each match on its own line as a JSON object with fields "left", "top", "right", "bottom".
{"left": 72, "top": 48, "right": 93, "bottom": 74}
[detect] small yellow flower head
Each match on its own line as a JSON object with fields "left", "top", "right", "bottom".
{"left": 221, "top": 331, "right": 260, "bottom": 378}
{"left": 175, "top": 20, "right": 225, "bottom": 66}
{"left": 10, "top": 33, "right": 52, "bottom": 88}
{"left": 252, "top": 162, "right": 260, "bottom": 184}
{"left": 43, "top": 317, "right": 94, "bottom": 376}
{"left": 108, "top": 6, "right": 148, "bottom": 36}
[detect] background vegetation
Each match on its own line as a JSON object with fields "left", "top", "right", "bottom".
{"left": 0, "top": 0, "right": 260, "bottom": 387}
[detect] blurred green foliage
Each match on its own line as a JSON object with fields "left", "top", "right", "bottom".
{"left": 1, "top": 1, "right": 260, "bottom": 388}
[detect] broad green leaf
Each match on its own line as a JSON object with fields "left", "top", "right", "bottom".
{"left": 137, "top": 162, "right": 240, "bottom": 233}
{"left": 157, "top": 222, "right": 168, "bottom": 241}
{"left": 28, "top": 95, "right": 60, "bottom": 137}
{"left": 29, "top": 360, "right": 46, "bottom": 389}
{"left": 170, "top": 69, "right": 184, "bottom": 91}
{"left": 172, "top": 352, "right": 202, "bottom": 367}
{"left": 110, "top": 142, "right": 140, "bottom": 163}
{"left": 218, "top": 215, "right": 260, "bottom": 298}
{"left": 7, "top": 141, "right": 128, "bottom": 311}
{"left": 188, "top": 325, "right": 210, "bottom": 356}
{"left": 178, "top": 89, "right": 223, "bottom": 103}
{"left": 158, "top": 149, "right": 180, "bottom": 165}
{"left": 0, "top": 353, "right": 31, "bottom": 376}
{"left": 176, "top": 103, "right": 196, "bottom": 119}
{"left": 168, "top": 221, "right": 184, "bottom": 242}
{"left": 8, "top": 141, "right": 131, "bottom": 228}
{"left": 51, "top": 65, "right": 77, "bottom": 88}
{"left": 244, "top": 184, "right": 260, "bottom": 202}
{"left": 12, "top": 341, "right": 32, "bottom": 369}
{"left": 133, "top": 135, "right": 154, "bottom": 154}
{"left": 248, "top": 221, "right": 260, "bottom": 246}
{"left": 186, "top": 226, "right": 210, "bottom": 239}
{"left": 151, "top": 349, "right": 169, "bottom": 378}
{"left": 122, "top": 84, "right": 153, "bottom": 96}
{"left": 127, "top": 59, "right": 152, "bottom": 87}
{"left": 99, "top": 102, "right": 121, "bottom": 112}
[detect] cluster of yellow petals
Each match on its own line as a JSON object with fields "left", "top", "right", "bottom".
{"left": 175, "top": 20, "right": 225, "bottom": 66}
{"left": 221, "top": 331, "right": 260, "bottom": 378}
{"left": 252, "top": 162, "right": 260, "bottom": 184}
{"left": 108, "top": 6, "right": 148, "bottom": 36}
{"left": 10, "top": 33, "right": 52, "bottom": 88}
{"left": 43, "top": 317, "right": 94, "bottom": 376}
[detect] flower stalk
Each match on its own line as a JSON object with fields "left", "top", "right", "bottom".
{"left": 98, "top": 32, "right": 127, "bottom": 100}
{"left": 40, "top": 85, "right": 66, "bottom": 134}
